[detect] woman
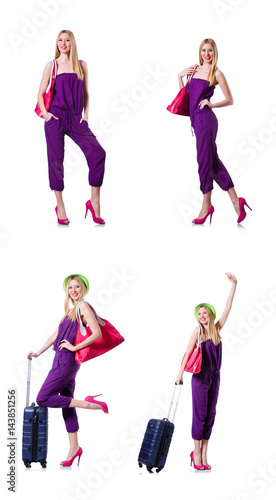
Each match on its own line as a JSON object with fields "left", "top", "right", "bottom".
{"left": 176, "top": 272, "right": 237, "bottom": 469}
{"left": 178, "top": 39, "right": 251, "bottom": 224}
{"left": 37, "top": 30, "right": 105, "bottom": 225}
{"left": 27, "top": 274, "right": 108, "bottom": 467}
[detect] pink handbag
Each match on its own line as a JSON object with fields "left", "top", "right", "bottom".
{"left": 34, "top": 60, "right": 57, "bottom": 118}
{"left": 74, "top": 302, "right": 124, "bottom": 363}
{"left": 166, "top": 64, "right": 198, "bottom": 116}
{"left": 183, "top": 326, "right": 202, "bottom": 374}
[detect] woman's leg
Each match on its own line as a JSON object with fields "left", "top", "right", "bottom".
{"left": 227, "top": 186, "right": 240, "bottom": 216}
{"left": 61, "top": 431, "right": 80, "bottom": 464}
{"left": 201, "top": 439, "right": 209, "bottom": 465}
{"left": 193, "top": 439, "right": 202, "bottom": 466}
{"left": 91, "top": 186, "right": 102, "bottom": 218}
{"left": 69, "top": 399, "right": 104, "bottom": 410}
{"left": 194, "top": 190, "right": 212, "bottom": 219}
{"left": 54, "top": 190, "right": 69, "bottom": 221}
{"left": 69, "top": 117, "right": 105, "bottom": 218}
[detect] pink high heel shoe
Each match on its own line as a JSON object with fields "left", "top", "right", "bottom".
{"left": 84, "top": 200, "right": 105, "bottom": 224}
{"left": 85, "top": 394, "right": 108, "bottom": 414}
{"left": 60, "top": 446, "right": 83, "bottom": 467}
{"left": 237, "top": 197, "right": 252, "bottom": 223}
{"left": 190, "top": 451, "right": 204, "bottom": 470}
{"left": 55, "top": 206, "right": 70, "bottom": 225}
{"left": 192, "top": 206, "right": 215, "bottom": 225}
{"left": 202, "top": 463, "right": 212, "bottom": 470}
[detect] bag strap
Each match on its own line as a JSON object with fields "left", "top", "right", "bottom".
{"left": 196, "top": 325, "right": 203, "bottom": 346}
{"left": 45, "top": 60, "right": 57, "bottom": 93}
{"left": 76, "top": 301, "right": 105, "bottom": 337}
{"left": 187, "top": 63, "right": 199, "bottom": 84}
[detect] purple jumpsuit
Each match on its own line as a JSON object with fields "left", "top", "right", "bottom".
{"left": 191, "top": 339, "right": 222, "bottom": 440}
{"left": 44, "top": 72, "right": 105, "bottom": 191}
{"left": 189, "top": 78, "right": 234, "bottom": 194}
{"left": 36, "top": 316, "right": 80, "bottom": 433}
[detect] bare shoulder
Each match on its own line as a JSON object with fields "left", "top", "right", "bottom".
{"left": 45, "top": 60, "right": 53, "bottom": 71}
{"left": 42, "top": 61, "right": 53, "bottom": 76}
{"left": 215, "top": 68, "right": 226, "bottom": 81}
{"left": 192, "top": 327, "right": 199, "bottom": 337}
{"left": 80, "top": 60, "right": 88, "bottom": 71}
{"left": 78, "top": 301, "right": 90, "bottom": 313}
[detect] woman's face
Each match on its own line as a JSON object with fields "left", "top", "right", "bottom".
{"left": 68, "top": 279, "right": 82, "bottom": 303}
{"left": 57, "top": 32, "right": 71, "bottom": 55}
{"left": 201, "top": 43, "right": 213, "bottom": 64}
{"left": 197, "top": 307, "right": 209, "bottom": 326}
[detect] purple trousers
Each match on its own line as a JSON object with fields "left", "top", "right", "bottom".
{"left": 44, "top": 106, "right": 106, "bottom": 191}
{"left": 192, "top": 108, "right": 234, "bottom": 194}
{"left": 191, "top": 369, "right": 220, "bottom": 440}
{"left": 37, "top": 354, "right": 80, "bottom": 433}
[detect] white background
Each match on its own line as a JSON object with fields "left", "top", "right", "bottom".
{"left": 1, "top": 0, "right": 276, "bottom": 499}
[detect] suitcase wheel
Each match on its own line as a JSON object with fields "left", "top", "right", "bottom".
{"left": 156, "top": 466, "right": 163, "bottom": 473}
{"left": 41, "top": 460, "right": 47, "bottom": 468}
{"left": 24, "top": 461, "right": 31, "bottom": 468}
{"left": 146, "top": 465, "right": 153, "bottom": 473}
{"left": 138, "top": 462, "right": 143, "bottom": 468}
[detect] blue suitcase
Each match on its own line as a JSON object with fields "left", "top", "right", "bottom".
{"left": 22, "top": 357, "right": 48, "bottom": 468}
{"left": 138, "top": 382, "right": 183, "bottom": 473}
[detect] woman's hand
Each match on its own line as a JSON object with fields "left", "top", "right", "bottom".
{"left": 44, "top": 112, "right": 58, "bottom": 122}
{"left": 175, "top": 374, "right": 183, "bottom": 385}
{"left": 178, "top": 65, "right": 197, "bottom": 79}
{"left": 80, "top": 116, "right": 88, "bottom": 124}
{"left": 27, "top": 351, "right": 39, "bottom": 358}
{"left": 58, "top": 339, "right": 76, "bottom": 352}
{"left": 225, "top": 272, "right": 237, "bottom": 285}
{"left": 199, "top": 99, "right": 212, "bottom": 109}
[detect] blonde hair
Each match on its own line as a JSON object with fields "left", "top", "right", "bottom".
{"left": 198, "top": 38, "right": 218, "bottom": 87}
{"left": 55, "top": 30, "right": 84, "bottom": 80}
{"left": 197, "top": 306, "right": 221, "bottom": 346}
{"left": 63, "top": 276, "right": 87, "bottom": 322}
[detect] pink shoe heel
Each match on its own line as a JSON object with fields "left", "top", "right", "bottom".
{"left": 237, "top": 197, "right": 252, "bottom": 223}
{"left": 192, "top": 206, "right": 215, "bottom": 225}
{"left": 190, "top": 451, "right": 204, "bottom": 470}
{"left": 85, "top": 394, "right": 108, "bottom": 414}
{"left": 60, "top": 446, "right": 83, "bottom": 467}
{"left": 55, "top": 206, "right": 70, "bottom": 225}
{"left": 84, "top": 200, "right": 105, "bottom": 224}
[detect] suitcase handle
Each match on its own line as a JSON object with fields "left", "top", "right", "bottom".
{"left": 26, "top": 356, "right": 32, "bottom": 407}
{"left": 167, "top": 381, "right": 183, "bottom": 423}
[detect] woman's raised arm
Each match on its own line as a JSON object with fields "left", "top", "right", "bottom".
{"left": 216, "top": 273, "right": 237, "bottom": 331}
